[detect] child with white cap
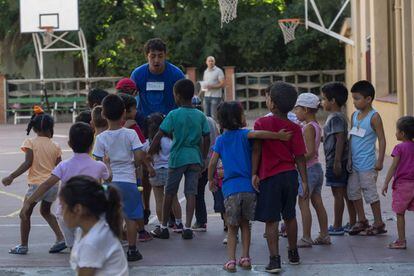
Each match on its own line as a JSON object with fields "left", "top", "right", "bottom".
{"left": 294, "top": 93, "right": 330, "bottom": 247}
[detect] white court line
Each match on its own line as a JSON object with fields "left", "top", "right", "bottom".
{"left": 148, "top": 196, "right": 187, "bottom": 225}
{"left": 0, "top": 190, "right": 24, "bottom": 201}
{"left": 0, "top": 149, "right": 71, "bottom": 155}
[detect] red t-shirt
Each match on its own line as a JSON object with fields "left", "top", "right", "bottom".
{"left": 254, "top": 115, "right": 306, "bottom": 180}
{"left": 122, "top": 121, "right": 146, "bottom": 143}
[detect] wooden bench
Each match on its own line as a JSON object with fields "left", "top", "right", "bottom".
{"left": 7, "top": 96, "right": 87, "bottom": 124}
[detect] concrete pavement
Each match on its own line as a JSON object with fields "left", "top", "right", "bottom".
{"left": 0, "top": 123, "right": 413, "bottom": 275}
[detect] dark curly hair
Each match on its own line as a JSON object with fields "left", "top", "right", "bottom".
{"left": 144, "top": 38, "right": 167, "bottom": 54}
{"left": 217, "top": 101, "right": 244, "bottom": 130}
{"left": 397, "top": 116, "right": 414, "bottom": 140}
{"left": 321, "top": 82, "right": 348, "bottom": 107}
{"left": 268, "top": 81, "right": 298, "bottom": 114}
{"left": 26, "top": 112, "right": 54, "bottom": 137}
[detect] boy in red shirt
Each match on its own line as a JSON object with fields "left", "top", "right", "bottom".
{"left": 252, "top": 82, "right": 308, "bottom": 273}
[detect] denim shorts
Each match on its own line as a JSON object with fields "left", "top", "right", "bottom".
{"left": 165, "top": 164, "right": 202, "bottom": 196}
{"left": 255, "top": 170, "right": 298, "bottom": 222}
{"left": 325, "top": 161, "right": 348, "bottom": 187}
{"left": 299, "top": 163, "right": 324, "bottom": 196}
{"left": 111, "top": 181, "right": 143, "bottom": 220}
{"left": 26, "top": 184, "right": 58, "bottom": 203}
{"left": 149, "top": 168, "right": 168, "bottom": 187}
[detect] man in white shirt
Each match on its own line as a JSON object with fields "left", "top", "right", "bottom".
{"left": 201, "top": 56, "right": 225, "bottom": 119}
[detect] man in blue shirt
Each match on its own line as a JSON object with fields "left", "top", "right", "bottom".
{"left": 130, "top": 38, "right": 185, "bottom": 118}
{"left": 130, "top": 38, "right": 185, "bottom": 225}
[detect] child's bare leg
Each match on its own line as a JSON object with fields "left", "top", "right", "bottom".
{"left": 172, "top": 195, "right": 182, "bottom": 220}
{"left": 352, "top": 199, "right": 367, "bottom": 222}
{"left": 125, "top": 219, "right": 138, "bottom": 247}
{"left": 396, "top": 213, "right": 406, "bottom": 241}
{"left": 331, "top": 187, "right": 345, "bottom": 228}
{"left": 152, "top": 186, "right": 164, "bottom": 222}
{"left": 162, "top": 194, "right": 174, "bottom": 226}
{"left": 298, "top": 197, "right": 312, "bottom": 239}
{"left": 371, "top": 200, "right": 384, "bottom": 226}
{"left": 311, "top": 194, "right": 329, "bottom": 236}
{"left": 137, "top": 219, "right": 145, "bottom": 231}
{"left": 40, "top": 201, "right": 64, "bottom": 242}
{"left": 185, "top": 194, "right": 196, "bottom": 228}
{"left": 344, "top": 194, "right": 357, "bottom": 225}
{"left": 265, "top": 221, "right": 279, "bottom": 256}
{"left": 285, "top": 217, "right": 298, "bottom": 250}
{"left": 19, "top": 200, "right": 37, "bottom": 246}
{"left": 240, "top": 219, "right": 251, "bottom": 257}
{"left": 227, "top": 224, "right": 238, "bottom": 260}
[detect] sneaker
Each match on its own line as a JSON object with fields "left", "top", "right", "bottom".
{"left": 328, "top": 225, "right": 345, "bottom": 236}
{"left": 127, "top": 249, "right": 143, "bottom": 262}
{"left": 172, "top": 223, "right": 184, "bottom": 233}
{"left": 265, "top": 255, "right": 281, "bottom": 273}
{"left": 150, "top": 226, "right": 169, "bottom": 239}
{"left": 388, "top": 239, "right": 407, "bottom": 249}
{"left": 182, "top": 228, "right": 194, "bottom": 240}
{"left": 49, "top": 240, "right": 67, "bottom": 253}
{"left": 138, "top": 230, "right": 153, "bottom": 242}
{"left": 9, "top": 245, "right": 28, "bottom": 255}
{"left": 192, "top": 222, "right": 207, "bottom": 232}
{"left": 288, "top": 248, "right": 300, "bottom": 265}
{"left": 143, "top": 209, "right": 151, "bottom": 225}
{"left": 343, "top": 222, "right": 352, "bottom": 233}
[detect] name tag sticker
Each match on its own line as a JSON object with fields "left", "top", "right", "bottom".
{"left": 146, "top": 82, "right": 165, "bottom": 91}
{"left": 349, "top": 126, "right": 366, "bottom": 137}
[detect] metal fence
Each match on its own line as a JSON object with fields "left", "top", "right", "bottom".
{"left": 235, "top": 70, "right": 345, "bottom": 112}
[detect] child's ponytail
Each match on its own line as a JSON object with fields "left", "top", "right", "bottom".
{"left": 26, "top": 106, "right": 54, "bottom": 137}
{"left": 59, "top": 176, "right": 123, "bottom": 239}
{"left": 104, "top": 185, "right": 123, "bottom": 239}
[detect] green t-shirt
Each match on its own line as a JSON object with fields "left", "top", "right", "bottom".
{"left": 160, "top": 107, "right": 210, "bottom": 168}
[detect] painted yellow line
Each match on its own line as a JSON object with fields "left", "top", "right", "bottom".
{"left": 0, "top": 190, "right": 24, "bottom": 201}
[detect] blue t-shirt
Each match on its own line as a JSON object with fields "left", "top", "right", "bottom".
{"left": 130, "top": 62, "right": 185, "bottom": 117}
{"left": 213, "top": 129, "right": 255, "bottom": 198}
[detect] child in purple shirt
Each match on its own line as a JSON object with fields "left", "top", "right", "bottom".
{"left": 21, "top": 122, "right": 110, "bottom": 249}
{"left": 382, "top": 116, "right": 414, "bottom": 250}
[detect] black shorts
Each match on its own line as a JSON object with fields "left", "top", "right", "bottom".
{"left": 212, "top": 187, "right": 225, "bottom": 213}
{"left": 255, "top": 170, "right": 298, "bottom": 222}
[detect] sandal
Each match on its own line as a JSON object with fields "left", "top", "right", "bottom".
{"left": 348, "top": 220, "right": 370, "bottom": 236}
{"left": 297, "top": 237, "right": 313, "bottom": 248}
{"left": 9, "top": 245, "right": 28, "bottom": 255}
{"left": 313, "top": 235, "right": 331, "bottom": 245}
{"left": 388, "top": 240, "right": 407, "bottom": 249}
{"left": 223, "top": 259, "right": 237, "bottom": 273}
{"left": 360, "top": 223, "right": 387, "bottom": 236}
{"left": 238, "top": 257, "right": 252, "bottom": 270}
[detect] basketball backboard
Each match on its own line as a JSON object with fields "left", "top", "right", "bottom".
{"left": 20, "top": 0, "right": 79, "bottom": 33}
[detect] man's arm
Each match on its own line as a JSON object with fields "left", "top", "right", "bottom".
{"left": 372, "top": 113, "right": 386, "bottom": 171}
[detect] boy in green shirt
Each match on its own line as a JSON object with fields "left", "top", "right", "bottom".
{"left": 149, "top": 79, "right": 210, "bottom": 239}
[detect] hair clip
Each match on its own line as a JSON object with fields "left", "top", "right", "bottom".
{"left": 33, "top": 105, "right": 44, "bottom": 115}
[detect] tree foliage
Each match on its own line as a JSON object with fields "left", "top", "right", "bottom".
{"left": 0, "top": 0, "right": 349, "bottom": 76}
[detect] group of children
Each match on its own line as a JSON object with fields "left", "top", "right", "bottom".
{"left": 1, "top": 77, "right": 414, "bottom": 275}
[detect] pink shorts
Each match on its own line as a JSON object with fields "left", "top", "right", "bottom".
{"left": 392, "top": 182, "right": 414, "bottom": 214}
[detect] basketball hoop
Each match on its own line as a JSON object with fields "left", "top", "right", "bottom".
{"left": 218, "top": 0, "right": 238, "bottom": 27}
{"left": 40, "top": 26, "right": 54, "bottom": 46}
{"left": 278, "top": 18, "right": 302, "bottom": 44}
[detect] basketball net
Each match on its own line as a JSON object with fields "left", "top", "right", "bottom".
{"left": 218, "top": 0, "right": 238, "bottom": 27}
{"left": 278, "top": 19, "right": 300, "bottom": 44}
{"left": 40, "top": 27, "right": 54, "bottom": 46}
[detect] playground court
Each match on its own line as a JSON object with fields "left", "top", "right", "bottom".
{"left": 0, "top": 123, "right": 413, "bottom": 275}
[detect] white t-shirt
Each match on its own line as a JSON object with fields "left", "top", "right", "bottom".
{"left": 93, "top": 128, "right": 143, "bottom": 183}
{"left": 143, "top": 137, "right": 172, "bottom": 169}
{"left": 203, "top": 66, "right": 225, "bottom": 98}
{"left": 70, "top": 218, "right": 128, "bottom": 276}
